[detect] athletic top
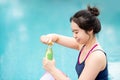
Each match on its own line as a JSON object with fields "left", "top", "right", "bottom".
{"left": 75, "top": 44, "right": 108, "bottom": 80}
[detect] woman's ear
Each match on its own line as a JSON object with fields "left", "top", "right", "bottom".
{"left": 88, "top": 29, "right": 93, "bottom": 35}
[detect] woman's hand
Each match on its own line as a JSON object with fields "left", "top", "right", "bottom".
{"left": 40, "top": 34, "right": 58, "bottom": 45}
{"left": 40, "top": 35, "right": 52, "bottom": 45}
{"left": 42, "top": 58, "right": 56, "bottom": 72}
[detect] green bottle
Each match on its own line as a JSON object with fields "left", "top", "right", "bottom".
{"left": 45, "top": 43, "right": 53, "bottom": 60}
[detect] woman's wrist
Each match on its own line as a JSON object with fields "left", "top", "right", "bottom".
{"left": 47, "top": 33, "right": 59, "bottom": 43}
{"left": 48, "top": 65, "right": 56, "bottom": 73}
{"left": 53, "top": 34, "right": 59, "bottom": 43}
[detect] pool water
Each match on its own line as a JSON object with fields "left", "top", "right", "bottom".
{"left": 0, "top": 0, "right": 120, "bottom": 80}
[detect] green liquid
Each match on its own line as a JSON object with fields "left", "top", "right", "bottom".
{"left": 45, "top": 46, "right": 53, "bottom": 60}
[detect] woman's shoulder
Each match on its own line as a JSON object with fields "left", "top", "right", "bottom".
{"left": 85, "top": 45, "right": 107, "bottom": 70}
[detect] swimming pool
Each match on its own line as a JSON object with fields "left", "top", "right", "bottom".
{"left": 0, "top": 0, "right": 120, "bottom": 80}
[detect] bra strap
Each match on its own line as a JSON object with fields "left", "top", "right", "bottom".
{"left": 84, "top": 44, "right": 98, "bottom": 61}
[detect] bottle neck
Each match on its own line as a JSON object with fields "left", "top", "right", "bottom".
{"left": 48, "top": 43, "right": 53, "bottom": 48}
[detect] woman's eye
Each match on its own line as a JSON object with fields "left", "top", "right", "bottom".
{"left": 75, "top": 32, "right": 78, "bottom": 34}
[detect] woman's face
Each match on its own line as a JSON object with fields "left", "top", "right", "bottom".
{"left": 71, "top": 21, "right": 90, "bottom": 44}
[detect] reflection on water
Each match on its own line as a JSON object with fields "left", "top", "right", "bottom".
{"left": 108, "top": 62, "right": 120, "bottom": 80}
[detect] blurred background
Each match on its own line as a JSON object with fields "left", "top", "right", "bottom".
{"left": 0, "top": 0, "right": 120, "bottom": 80}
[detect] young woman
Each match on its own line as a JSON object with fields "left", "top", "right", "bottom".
{"left": 40, "top": 6, "right": 108, "bottom": 80}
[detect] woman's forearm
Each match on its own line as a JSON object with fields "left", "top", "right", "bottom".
{"left": 50, "top": 67, "right": 70, "bottom": 80}
{"left": 40, "top": 33, "right": 79, "bottom": 50}
{"left": 52, "top": 34, "right": 79, "bottom": 50}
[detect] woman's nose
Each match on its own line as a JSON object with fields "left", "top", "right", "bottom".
{"left": 73, "top": 33, "right": 77, "bottom": 39}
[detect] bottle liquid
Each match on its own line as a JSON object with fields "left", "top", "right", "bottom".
{"left": 45, "top": 42, "right": 53, "bottom": 60}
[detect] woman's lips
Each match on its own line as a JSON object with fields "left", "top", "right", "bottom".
{"left": 76, "top": 38, "right": 80, "bottom": 42}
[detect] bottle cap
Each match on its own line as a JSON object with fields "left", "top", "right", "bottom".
{"left": 48, "top": 38, "right": 54, "bottom": 46}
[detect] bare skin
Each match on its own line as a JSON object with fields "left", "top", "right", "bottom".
{"left": 40, "top": 21, "right": 107, "bottom": 80}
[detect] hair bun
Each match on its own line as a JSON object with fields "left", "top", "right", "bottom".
{"left": 88, "top": 6, "right": 99, "bottom": 16}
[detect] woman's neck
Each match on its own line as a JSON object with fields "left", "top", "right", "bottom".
{"left": 84, "top": 36, "right": 97, "bottom": 50}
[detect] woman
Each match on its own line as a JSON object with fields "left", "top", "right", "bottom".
{"left": 40, "top": 5, "right": 108, "bottom": 80}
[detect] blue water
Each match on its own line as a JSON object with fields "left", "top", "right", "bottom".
{"left": 0, "top": 0, "right": 120, "bottom": 80}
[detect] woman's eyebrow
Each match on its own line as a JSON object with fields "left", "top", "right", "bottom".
{"left": 72, "top": 29, "right": 78, "bottom": 32}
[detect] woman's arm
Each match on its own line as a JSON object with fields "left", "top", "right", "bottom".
{"left": 78, "top": 51, "right": 106, "bottom": 80}
{"left": 40, "top": 33, "right": 80, "bottom": 50}
{"left": 50, "top": 67, "right": 70, "bottom": 80}
{"left": 43, "top": 58, "right": 70, "bottom": 80}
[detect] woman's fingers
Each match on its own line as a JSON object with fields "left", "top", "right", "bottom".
{"left": 42, "top": 58, "right": 56, "bottom": 71}
{"left": 40, "top": 35, "right": 53, "bottom": 45}
{"left": 43, "top": 58, "right": 47, "bottom": 66}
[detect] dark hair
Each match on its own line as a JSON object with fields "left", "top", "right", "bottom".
{"left": 70, "top": 5, "right": 101, "bottom": 34}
